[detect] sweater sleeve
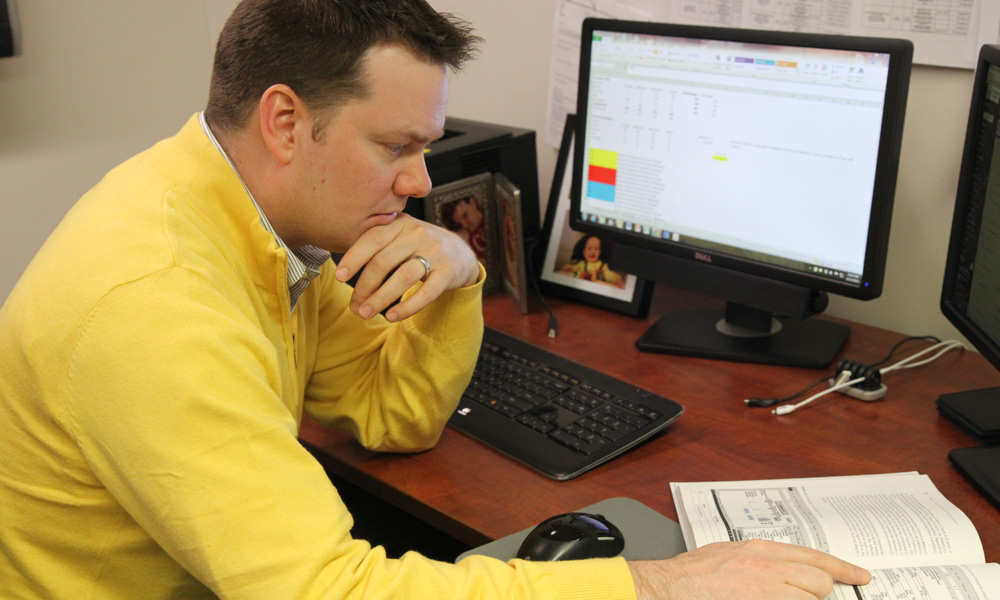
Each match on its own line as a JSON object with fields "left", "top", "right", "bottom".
{"left": 302, "top": 262, "right": 486, "bottom": 452}
{"left": 60, "top": 266, "right": 636, "bottom": 600}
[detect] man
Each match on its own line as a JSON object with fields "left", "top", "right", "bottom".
{"left": 0, "top": 0, "right": 870, "bottom": 598}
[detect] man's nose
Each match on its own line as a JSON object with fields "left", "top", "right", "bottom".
{"left": 395, "top": 155, "right": 433, "bottom": 199}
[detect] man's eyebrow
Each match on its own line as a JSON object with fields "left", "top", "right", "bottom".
{"left": 408, "top": 129, "right": 445, "bottom": 145}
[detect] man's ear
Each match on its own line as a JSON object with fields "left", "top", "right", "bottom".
{"left": 258, "top": 84, "right": 305, "bottom": 166}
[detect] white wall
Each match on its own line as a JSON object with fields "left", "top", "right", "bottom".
{"left": 0, "top": 0, "right": 977, "bottom": 344}
{"left": 0, "top": 0, "right": 218, "bottom": 306}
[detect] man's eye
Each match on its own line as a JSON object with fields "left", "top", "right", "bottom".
{"left": 386, "top": 144, "right": 407, "bottom": 155}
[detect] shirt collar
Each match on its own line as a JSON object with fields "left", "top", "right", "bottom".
{"left": 198, "top": 112, "right": 328, "bottom": 310}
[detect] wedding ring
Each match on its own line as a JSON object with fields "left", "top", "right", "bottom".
{"left": 411, "top": 255, "right": 431, "bottom": 280}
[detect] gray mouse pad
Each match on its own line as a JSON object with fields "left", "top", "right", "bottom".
{"left": 456, "top": 497, "right": 686, "bottom": 562}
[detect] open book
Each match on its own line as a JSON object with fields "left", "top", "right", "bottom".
{"left": 670, "top": 472, "right": 999, "bottom": 600}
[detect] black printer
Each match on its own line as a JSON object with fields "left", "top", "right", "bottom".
{"left": 408, "top": 117, "right": 541, "bottom": 247}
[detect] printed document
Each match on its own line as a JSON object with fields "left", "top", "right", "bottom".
{"left": 671, "top": 472, "right": 1000, "bottom": 599}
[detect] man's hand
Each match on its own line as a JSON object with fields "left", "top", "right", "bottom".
{"left": 334, "top": 213, "right": 480, "bottom": 322}
{"left": 629, "top": 539, "right": 871, "bottom": 600}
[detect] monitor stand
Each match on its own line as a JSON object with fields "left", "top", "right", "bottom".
{"left": 948, "top": 446, "right": 1000, "bottom": 511}
{"left": 939, "top": 388, "right": 1000, "bottom": 511}
{"left": 937, "top": 387, "right": 1000, "bottom": 445}
{"left": 636, "top": 302, "right": 850, "bottom": 369}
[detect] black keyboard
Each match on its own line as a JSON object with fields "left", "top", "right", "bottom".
{"left": 447, "top": 327, "right": 684, "bottom": 480}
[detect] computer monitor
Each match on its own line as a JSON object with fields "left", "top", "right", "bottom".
{"left": 569, "top": 19, "right": 913, "bottom": 368}
{"left": 938, "top": 44, "right": 1000, "bottom": 446}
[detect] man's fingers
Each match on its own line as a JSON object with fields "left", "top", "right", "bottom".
{"left": 335, "top": 220, "right": 402, "bottom": 285}
{"left": 739, "top": 540, "right": 871, "bottom": 597}
{"left": 765, "top": 541, "right": 871, "bottom": 587}
{"left": 650, "top": 540, "right": 872, "bottom": 600}
{"left": 351, "top": 255, "right": 431, "bottom": 319}
{"left": 384, "top": 275, "right": 442, "bottom": 322}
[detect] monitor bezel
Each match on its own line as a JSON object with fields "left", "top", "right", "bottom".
{"left": 940, "top": 44, "right": 1000, "bottom": 374}
{"left": 569, "top": 18, "right": 913, "bottom": 303}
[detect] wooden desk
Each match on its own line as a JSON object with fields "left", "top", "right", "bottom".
{"left": 299, "top": 290, "right": 1000, "bottom": 562}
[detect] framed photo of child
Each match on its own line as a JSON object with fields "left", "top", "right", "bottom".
{"left": 495, "top": 174, "right": 530, "bottom": 314}
{"left": 426, "top": 172, "right": 500, "bottom": 294}
{"left": 535, "top": 114, "right": 654, "bottom": 317}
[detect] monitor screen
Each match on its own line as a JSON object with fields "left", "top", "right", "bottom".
{"left": 569, "top": 19, "right": 912, "bottom": 367}
{"left": 938, "top": 44, "right": 1000, "bottom": 445}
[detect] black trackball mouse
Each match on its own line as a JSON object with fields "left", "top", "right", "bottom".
{"left": 515, "top": 512, "right": 625, "bottom": 561}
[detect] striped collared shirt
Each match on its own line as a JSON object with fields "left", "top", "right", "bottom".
{"left": 198, "top": 112, "right": 329, "bottom": 311}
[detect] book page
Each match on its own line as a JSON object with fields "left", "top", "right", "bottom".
{"left": 831, "top": 564, "right": 1000, "bottom": 600}
{"left": 671, "top": 473, "right": 985, "bottom": 569}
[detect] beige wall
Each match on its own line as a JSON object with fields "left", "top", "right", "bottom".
{"left": 0, "top": 0, "right": 977, "bottom": 345}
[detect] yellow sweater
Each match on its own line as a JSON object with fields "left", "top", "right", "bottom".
{"left": 0, "top": 115, "right": 636, "bottom": 599}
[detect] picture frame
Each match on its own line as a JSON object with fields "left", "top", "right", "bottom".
{"left": 534, "top": 114, "right": 654, "bottom": 317}
{"left": 495, "top": 173, "right": 530, "bottom": 314}
{"left": 426, "top": 172, "right": 500, "bottom": 294}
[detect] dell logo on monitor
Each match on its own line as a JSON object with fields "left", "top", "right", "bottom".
{"left": 694, "top": 252, "right": 713, "bottom": 264}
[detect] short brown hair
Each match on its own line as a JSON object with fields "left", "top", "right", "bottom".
{"left": 205, "top": 0, "right": 479, "bottom": 135}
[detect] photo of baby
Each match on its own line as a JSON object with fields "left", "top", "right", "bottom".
{"left": 535, "top": 114, "right": 653, "bottom": 317}
{"left": 557, "top": 234, "right": 625, "bottom": 289}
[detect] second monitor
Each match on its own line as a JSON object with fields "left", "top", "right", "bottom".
{"left": 570, "top": 19, "right": 913, "bottom": 368}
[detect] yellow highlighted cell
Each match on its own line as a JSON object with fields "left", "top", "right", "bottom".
{"left": 589, "top": 148, "right": 619, "bottom": 170}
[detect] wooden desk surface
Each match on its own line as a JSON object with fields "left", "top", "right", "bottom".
{"left": 299, "top": 289, "right": 1000, "bottom": 562}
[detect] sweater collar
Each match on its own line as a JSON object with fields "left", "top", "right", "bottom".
{"left": 197, "top": 112, "right": 328, "bottom": 310}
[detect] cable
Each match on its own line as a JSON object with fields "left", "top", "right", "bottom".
{"left": 771, "top": 339, "right": 966, "bottom": 416}
{"left": 744, "top": 375, "right": 829, "bottom": 408}
{"left": 869, "top": 335, "right": 942, "bottom": 368}
{"left": 745, "top": 335, "right": 942, "bottom": 410}
{"left": 879, "top": 340, "right": 966, "bottom": 373}
{"left": 772, "top": 371, "right": 865, "bottom": 415}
